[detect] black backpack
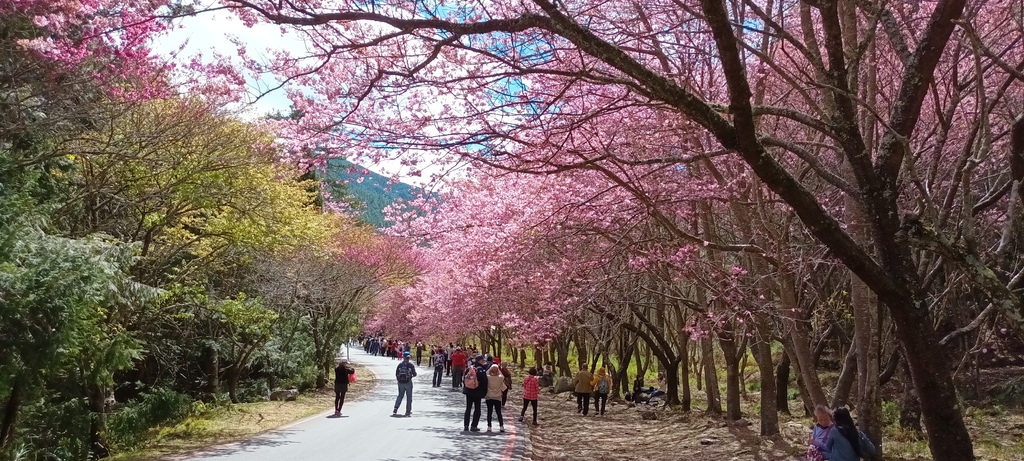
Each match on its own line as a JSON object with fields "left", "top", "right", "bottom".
{"left": 397, "top": 363, "right": 413, "bottom": 383}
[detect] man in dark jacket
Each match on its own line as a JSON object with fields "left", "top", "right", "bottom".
{"left": 394, "top": 352, "right": 417, "bottom": 416}
{"left": 463, "top": 355, "right": 489, "bottom": 431}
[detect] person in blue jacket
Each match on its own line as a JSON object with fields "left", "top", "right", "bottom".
{"left": 813, "top": 407, "right": 877, "bottom": 461}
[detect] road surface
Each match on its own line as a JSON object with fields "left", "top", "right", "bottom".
{"left": 182, "top": 348, "right": 527, "bottom": 461}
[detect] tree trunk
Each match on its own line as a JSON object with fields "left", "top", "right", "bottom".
{"left": 555, "top": 338, "right": 572, "bottom": 377}
{"left": 718, "top": 328, "right": 742, "bottom": 420}
{"left": 832, "top": 341, "right": 858, "bottom": 407}
{"left": 775, "top": 351, "right": 791, "bottom": 414}
{"left": 702, "top": 335, "right": 722, "bottom": 414}
{"left": 750, "top": 316, "right": 778, "bottom": 435}
{"left": 88, "top": 382, "right": 110, "bottom": 459}
{"left": 0, "top": 376, "right": 23, "bottom": 449}
{"left": 662, "top": 358, "right": 682, "bottom": 407}
{"left": 899, "top": 362, "right": 923, "bottom": 432}
{"left": 202, "top": 344, "right": 220, "bottom": 395}
{"left": 679, "top": 333, "right": 691, "bottom": 411}
{"left": 780, "top": 274, "right": 829, "bottom": 405}
{"left": 575, "top": 331, "right": 589, "bottom": 371}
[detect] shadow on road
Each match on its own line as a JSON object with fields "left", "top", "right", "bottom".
{"left": 186, "top": 430, "right": 300, "bottom": 459}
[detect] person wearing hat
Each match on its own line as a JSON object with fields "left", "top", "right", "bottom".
{"left": 394, "top": 351, "right": 417, "bottom": 416}
{"left": 334, "top": 359, "right": 354, "bottom": 417}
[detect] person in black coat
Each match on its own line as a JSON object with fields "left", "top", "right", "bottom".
{"left": 334, "top": 360, "right": 354, "bottom": 416}
{"left": 463, "top": 355, "right": 489, "bottom": 432}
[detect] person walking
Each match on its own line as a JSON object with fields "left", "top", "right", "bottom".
{"left": 496, "top": 358, "right": 512, "bottom": 407}
{"left": 415, "top": 342, "right": 424, "bottom": 366}
{"left": 485, "top": 364, "right": 507, "bottom": 432}
{"left": 591, "top": 367, "right": 611, "bottom": 416}
{"left": 432, "top": 347, "right": 446, "bottom": 387}
{"left": 445, "top": 343, "right": 454, "bottom": 376}
{"left": 394, "top": 351, "right": 417, "bottom": 416}
{"left": 451, "top": 347, "right": 468, "bottom": 388}
{"left": 573, "top": 367, "right": 594, "bottom": 415}
{"left": 333, "top": 359, "right": 354, "bottom": 417}
{"left": 519, "top": 367, "right": 540, "bottom": 426}
{"left": 463, "top": 355, "right": 488, "bottom": 432}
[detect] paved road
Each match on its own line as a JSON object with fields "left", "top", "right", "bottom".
{"left": 183, "top": 348, "right": 526, "bottom": 461}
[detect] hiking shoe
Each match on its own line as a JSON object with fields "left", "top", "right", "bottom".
{"left": 518, "top": 416, "right": 524, "bottom": 422}
{"left": 405, "top": 412, "right": 411, "bottom": 416}
{"left": 486, "top": 425, "right": 492, "bottom": 432}
{"left": 393, "top": 408, "right": 398, "bottom": 415}
{"left": 499, "top": 426, "right": 505, "bottom": 433}
{"left": 464, "top": 426, "right": 469, "bottom": 432}
{"left": 470, "top": 427, "right": 481, "bottom": 432}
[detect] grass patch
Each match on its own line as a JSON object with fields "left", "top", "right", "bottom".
{"left": 109, "top": 364, "right": 375, "bottom": 461}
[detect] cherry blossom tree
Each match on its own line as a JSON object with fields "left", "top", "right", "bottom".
{"left": 212, "top": 1, "right": 1024, "bottom": 458}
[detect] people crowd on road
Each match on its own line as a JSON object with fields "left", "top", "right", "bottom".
{"left": 356, "top": 336, "right": 769, "bottom": 436}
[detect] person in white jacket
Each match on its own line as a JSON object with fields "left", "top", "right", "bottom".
{"left": 485, "top": 364, "right": 508, "bottom": 432}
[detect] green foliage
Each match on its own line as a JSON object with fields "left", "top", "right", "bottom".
{"left": 882, "top": 399, "right": 900, "bottom": 427}
{"left": 107, "top": 389, "right": 193, "bottom": 450}
{"left": 991, "top": 377, "right": 1024, "bottom": 407}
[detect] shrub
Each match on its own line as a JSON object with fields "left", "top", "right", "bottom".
{"left": 106, "top": 388, "right": 192, "bottom": 449}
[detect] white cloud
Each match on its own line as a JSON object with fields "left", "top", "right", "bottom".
{"left": 154, "top": 8, "right": 466, "bottom": 187}
{"left": 156, "top": 9, "right": 304, "bottom": 116}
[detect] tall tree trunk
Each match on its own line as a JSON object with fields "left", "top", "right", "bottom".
{"left": 575, "top": 331, "right": 589, "bottom": 371}
{"left": 832, "top": 341, "right": 858, "bottom": 407}
{"left": 782, "top": 337, "right": 815, "bottom": 415}
{"left": 718, "top": 326, "right": 742, "bottom": 420}
{"left": 780, "top": 274, "right": 829, "bottom": 405}
{"left": 775, "top": 352, "right": 791, "bottom": 414}
{"left": 899, "top": 361, "right": 923, "bottom": 432}
{"left": 750, "top": 316, "right": 778, "bottom": 435}
{"left": 0, "top": 375, "right": 23, "bottom": 449}
{"left": 555, "top": 338, "right": 572, "bottom": 377}
{"left": 679, "top": 332, "right": 691, "bottom": 411}
{"left": 702, "top": 335, "right": 722, "bottom": 414}
{"left": 88, "top": 382, "right": 110, "bottom": 459}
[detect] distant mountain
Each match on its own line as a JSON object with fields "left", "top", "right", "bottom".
{"left": 322, "top": 158, "right": 420, "bottom": 227}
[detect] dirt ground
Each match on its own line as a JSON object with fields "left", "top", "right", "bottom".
{"left": 522, "top": 390, "right": 1024, "bottom": 461}
{"left": 525, "top": 392, "right": 805, "bottom": 461}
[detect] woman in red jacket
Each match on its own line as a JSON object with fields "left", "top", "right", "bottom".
{"left": 519, "top": 367, "right": 540, "bottom": 426}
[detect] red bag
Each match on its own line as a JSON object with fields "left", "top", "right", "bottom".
{"left": 349, "top": 370, "right": 357, "bottom": 384}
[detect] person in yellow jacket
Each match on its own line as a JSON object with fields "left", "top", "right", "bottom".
{"left": 572, "top": 368, "right": 594, "bottom": 415}
{"left": 590, "top": 368, "right": 612, "bottom": 416}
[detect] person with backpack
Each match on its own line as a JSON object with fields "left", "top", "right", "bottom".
{"left": 463, "top": 355, "right": 489, "bottom": 432}
{"left": 394, "top": 351, "right": 417, "bottom": 416}
{"left": 432, "top": 347, "right": 446, "bottom": 387}
{"left": 496, "top": 358, "right": 512, "bottom": 407}
{"left": 591, "top": 367, "right": 611, "bottom": 416}
{"left": 485, "top": 364, "right": 508, "bottom": 432}
{"left": 519, "top": 367, "right": 540, "bottom": 426}
{"left": 451, "top": 347, "right": 468, "bottom": 388}
{"left": 333, "top": 359, "right": 354, "bottom": 417}
{"left": 812, "top": 407, "right": 876, "bottom": 461}
{"left": 572, "top": 367, "right": 594, "bottom": 415}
